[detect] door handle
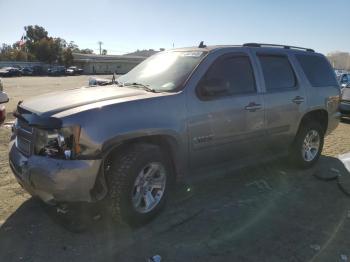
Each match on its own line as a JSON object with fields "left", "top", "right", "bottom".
{"left": 245, "top": 102, "right": 262, "bottom": 112}
{"left": 292, "top": 96, "right": 305, "bottom": 104}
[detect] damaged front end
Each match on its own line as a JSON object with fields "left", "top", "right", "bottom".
{"left": 0, "top": 79, "right": 9, "bottom": 124}
{"left": 13, "top": 105, "right": 80, "bottom": 160}
{"left": 9, "top": 104, "right": 106, "bottom": 204}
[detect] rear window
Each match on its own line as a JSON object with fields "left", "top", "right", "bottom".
{"left": 296, "top": 54, "right": 338, "bottom": 87}
{"left": 258, "top": 55, "right": 296, "bottom": 91}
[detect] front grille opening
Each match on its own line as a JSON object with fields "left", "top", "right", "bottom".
{"left": 16, "top": 119, "right": 34, "bottom": 156}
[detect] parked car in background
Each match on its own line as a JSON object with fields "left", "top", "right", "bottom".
{"left": 340, "top": 78, "right": 350, "bottom": 117}
{"left": 335, "top": 69, "right": 348, "bottom": 78}
{"left": 0, "top": 67, "right": 22, "bottom": 77}
{"left": 47, "top": 66, "right": 66, "bottom": 76}
{"left": 66, "top": 66, "right": 83, "bottom": 75}
{"left": 338, "top": 73, "right": 350, "bottom": 88}
{"left": 0, "top": 78, "right": 9, "bottom": 124}
{"left": 9, "top": 43, "right": 340, "bottom": 226}
{"left": 32, "top": 65, "right": 45, "bottom": 76}
{"left": 21, "top": 67, "right": 34, "bottom": 76}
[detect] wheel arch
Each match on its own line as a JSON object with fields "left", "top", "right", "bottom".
{"left": 297, "top": 109, "right": 328, "bottom": 134}
{"left": 101, "top": 133, "right": 186, "bottom": 182}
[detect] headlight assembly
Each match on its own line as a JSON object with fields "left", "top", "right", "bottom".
{"left": 34, "top": 125, "right": 81, "bottom": 159}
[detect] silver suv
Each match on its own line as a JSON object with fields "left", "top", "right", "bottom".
{"left": 9, "top": 43, "right": 341, "bottom": 225}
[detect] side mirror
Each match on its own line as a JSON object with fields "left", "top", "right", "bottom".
{"left": 198, "top": 78, "right": 227, "bottom": 97}
{"left": 88, "top": 77, "right": 112, "bottom": 87}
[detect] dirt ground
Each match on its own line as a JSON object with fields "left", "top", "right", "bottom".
{"left": 1, "top": 76, "right": 350, "bottom": 262}
{"left": 1, "top": 75, "right": 112, "bottom": 119}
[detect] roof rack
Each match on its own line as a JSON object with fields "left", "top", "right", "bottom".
{"left": 243, "top": 43, "right": 315, "bottom": 52}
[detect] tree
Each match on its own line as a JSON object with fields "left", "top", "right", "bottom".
{"left": 24, "top": 25, "right": 48, "bottom": 58}
{"left": 0, "top": 24, "right": 94, "bottom": 63}
{"left": 12, "top": 49, "right": 28, "bottom": 61}
{"left": 34, "top": 38, "right": 53, "bottom": 63}
{"left": 68, "top": 41, "right": 80, "bottom": 52}
{"left": 25, "top": 25, "right": 48, "bottom": 42}
{"left": 78, "top": 48, "right": 94, "bottom": 54}
{"left": 62, "top": 48, "right": 74, "bottom": 67}
{"left": 102, "top": 49, "right": 107, "bottom": 55}
{"left": 23, "top": 25, "right": 81, "bottom": 64}
{"left": 0, "top": 43, "right": 28, "bottom": 61}
{"left": 0, "top": 44, "right": 13, "bottom": 60}
{"left": 327, "top": 52, "right": 350, "bottom": 70}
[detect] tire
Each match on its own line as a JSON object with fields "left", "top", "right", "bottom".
{"left": 106, "top": 143, "right": 172, "bottom": 226}
{"left": 289, "top": 121, "right": 324, "bottom": 168}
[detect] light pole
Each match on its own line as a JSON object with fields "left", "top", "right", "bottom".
{"left": 97, "top": 41, "right": 103, "bottom": 55}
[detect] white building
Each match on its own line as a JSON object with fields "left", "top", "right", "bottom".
{"left": 73, "top": 53, "right": 146, "bottom": 74}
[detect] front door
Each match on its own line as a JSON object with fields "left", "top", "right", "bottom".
{"left": 187, "top": 52, "right": 265, "bottom": 169}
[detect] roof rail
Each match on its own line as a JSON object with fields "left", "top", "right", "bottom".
{"left": 243, "top": 43, "right": 315, "bottom": 52}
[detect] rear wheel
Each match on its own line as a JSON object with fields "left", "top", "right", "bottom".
{"left": 289, "top": 121, "right": 324, "bottom": 168}
{"left": 106, "top": 144, "right": 172, "bottom": 226}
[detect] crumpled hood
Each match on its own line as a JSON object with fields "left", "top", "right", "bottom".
{"left": 20, "top": 85, "right": 149, "bottom": 116}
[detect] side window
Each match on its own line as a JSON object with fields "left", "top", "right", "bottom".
{"left": 198, "top": 55, "right": 256, "bottom": 98}
{"left": 258, "top": 55, "right": 296, "bottom": 91}
{"left": 295, "top": 54, "right": 338, "bottom": 87}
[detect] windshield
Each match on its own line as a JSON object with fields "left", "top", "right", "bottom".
{"left": 118, "top": 50, "right": 207, "bottom": 92}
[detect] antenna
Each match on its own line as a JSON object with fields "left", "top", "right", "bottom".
{"left": 97, "top": 41, "right": 103, "bottom": 55}
{"left": 198, "top": 41, "right": 206, "bottom": 48}
{"left": 112, "top": 72, "right": 116, "bottom": 84}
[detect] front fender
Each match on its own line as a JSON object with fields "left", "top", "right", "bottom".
{"left": 58, "top": 92, "right": 188, "bottom": 176}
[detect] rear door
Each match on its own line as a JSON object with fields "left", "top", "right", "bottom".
{"left": 253, "top": 51, "right": 308, "bottom": 153}
{"left": 187, "top": 51, "right": 265, "bottom": 169}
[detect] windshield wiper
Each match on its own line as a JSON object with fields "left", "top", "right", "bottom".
{"left": 122, "top": 82, "right": 158, "bottom": 93}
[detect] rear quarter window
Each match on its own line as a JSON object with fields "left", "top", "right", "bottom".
{"left": 295, "top": 54, "right": 338, "bottom": 87}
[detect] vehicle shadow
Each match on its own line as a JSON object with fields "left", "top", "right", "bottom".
{"left": 1, "top": 155, "right": 350, "bottom": 262}
{"left": 341, "top": 116, "right": 350, "bottom": 124}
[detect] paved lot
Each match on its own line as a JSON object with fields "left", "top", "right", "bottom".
{"left": 0, "top": 76, "right": 350, "bottom": 262}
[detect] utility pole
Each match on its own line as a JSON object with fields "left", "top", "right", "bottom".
{"left": 97, "top": 41, "right": 103, "bottom": 55}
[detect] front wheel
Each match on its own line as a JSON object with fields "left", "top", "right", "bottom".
{"left": 289, "top": 122, "right": 324, "bottom": 168}
{"left": 106, "top": 144, "right": 172, "bottom": 226}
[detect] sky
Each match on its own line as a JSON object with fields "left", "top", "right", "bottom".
{"left": 0, "top": 0, "right": 349, "bottom": 55}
